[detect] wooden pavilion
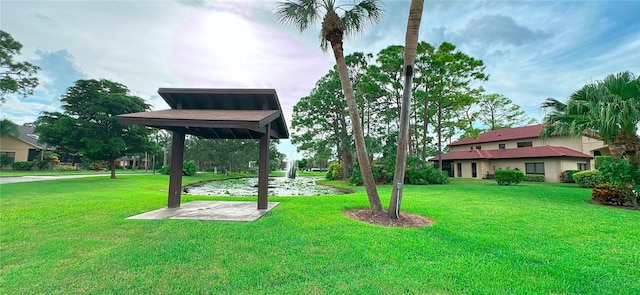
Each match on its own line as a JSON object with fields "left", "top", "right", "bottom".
{"left": 117, "top": 88, "right": 289, "bottom": 210}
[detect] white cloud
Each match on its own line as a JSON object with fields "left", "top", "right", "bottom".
{"left": 1, "top": 0, "right": 638, "bottom": 157}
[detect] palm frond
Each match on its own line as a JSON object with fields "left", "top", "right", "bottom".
{"left": 276, "top": 0, "right": 322, "bottom": 33}
{"left": 340, "top": 0, "right": 384, "bottom": 36}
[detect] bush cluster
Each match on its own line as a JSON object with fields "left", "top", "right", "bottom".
{"left": 594, "top": 156, "right": 612, "bottom": 169}
{"left": 348, "top": 170, "right": 363, "bottom": 186}
{"left": 372, "top": 165, "right": 394, "bottom": 184}
{"left": 591, "top": 184, "right": 633, "bottom": 206}
{"left": 559, "top": 170, "right": 580, "bottom": 183}
{"left": 405, "top": 166, "right": 449, "bottom": 185}
{"left": 494, "top": 170, "right": 524, "bottom": 186}
{"left": 34, "top": 152, "right": 60, "bottom": 170}
{"left": 12, "top": 161, "right": 34, "bottom": 171}
{"left": 53, "top": 165, "right": 77, "bottom": 171}
{"left": 0, "top": 155, "right": 14, "bottom": 167}
{"left": 523, "top": 174, "right": 545, "bottom": 182}
{"left": 573, "top": 170, "right": 603, "bottom": 188}
{"left": 89, "top": 162, "right": 104, "bottom": 170}
{"left": 326, "top": 162, "right": 344, "bottom": 180}
{"left": 159, "top": 160, "right": 198, "bottom": 176}
{"left": 348, "top": 157, "right": 448, "bottom": 186}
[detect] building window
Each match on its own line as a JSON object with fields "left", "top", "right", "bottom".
{"left": 0, "top": 152, "right": 16, "bottom": 165}
{"left": 517, "top": 141, "right": 533, "bottom": 148}
{"left": 577, "top": 163, "right": 587, "bottom": 170}
{"left": 498, "top": 144, "right": 505, "bottom": 149}
{"left": 470, "top": 146, "right": 473, "bottom": 150}
{"left": 475, "top": 145, "right": 482, "bottom": 150}
{"left": 525, "top": 162, "right": 545, "bottom": 175}
{"left": 593, "top": 150, "right": 602, "bottom": 156}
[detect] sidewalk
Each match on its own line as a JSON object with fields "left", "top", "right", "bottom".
{"left": 0, "top": 174, "right": 109, "bottom": 184}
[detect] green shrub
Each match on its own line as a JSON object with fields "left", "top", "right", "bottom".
{"left": 573, "top": 170, "right": 603, "bottom": 188}
{"left": 159, "top": 165, "right": 170, "bottom": 175}
{"left": 33, "top": 152, "right": 60, "bottom": 170}
{"left": 348, "top": 170, "right": 363, "bottom": 186}
{"left": 594, "top": 156, "right": 612, "bottom": 169}
{"left": 88, "top": 162, "right": 104, "bottom": 170}
{"left": 182, "top": 160, "right": 198, "bottom": 176}
{"left": 494, "top": 170, "right": 524, "bottom": 186}
{"left": 559, "top": 170, "right": 580, "bottom": 183}
{"left": 53, "top": 165, "right": 77, "bottom": 171}
{"left": 159, "top": 160, "right": 198, "bottom": 176}
{"left": 405, "top": 166, "right": 449, "bottom": 185}
{"left": 591, "top": 184, "right": 633, "bottom": 206}
{"left": 12, "top": 161, "right": 34, "bottom": 171}
{"left": 0, "top": 155, "right": 14, "bottom": 167}
{"left": 523, "top": 174, "right": 545, "bottom": 182}
{"left": 372, "top": 165, "right": 393, "bottom": 184}
{"left": 326, "top": 162, "right": 343, "bottom": 180}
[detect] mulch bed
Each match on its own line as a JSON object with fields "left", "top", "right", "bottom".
{"left": 344, "top": 209, "right": 434, "bottom": 228}
{"left": 587, "top": 200, "right": 639, "bottom": 211}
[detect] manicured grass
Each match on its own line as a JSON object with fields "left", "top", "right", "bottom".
{"left": 1, "top": 176, "right": 639, "bottom": 294}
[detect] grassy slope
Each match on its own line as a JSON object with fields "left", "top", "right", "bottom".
{"left": 1, "top": 175, "right": 638, "bottom": 294}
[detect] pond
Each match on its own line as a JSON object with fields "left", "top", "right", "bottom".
{"left": 185, "top": 176, "right": 347, "bottom": 197}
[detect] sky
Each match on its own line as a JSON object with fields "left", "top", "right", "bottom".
{"left": 1, "top": 0, "right": 639, "bottom": 160}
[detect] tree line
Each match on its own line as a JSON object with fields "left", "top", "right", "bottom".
{"left": 291, "top": 41, "right": 535, "bottom": 176}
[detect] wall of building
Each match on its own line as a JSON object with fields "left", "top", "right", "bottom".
{"left": 0, "top": 137, "right": 33, "bottom": 163}
{"left": 451, "top": 137, "right": 548, "bottom": 151}
{"left": 450, "top": 135, "right": 606, "bottom": 154}
{"left": 452, "top": 160, "right": 490, "bottom": 179}
{"left": 448, "top": 157, "right": 589, "bottom": 183}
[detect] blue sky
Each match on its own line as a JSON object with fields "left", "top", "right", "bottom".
{"left": 1, "top": 0, "right": 639, "bottom": 159}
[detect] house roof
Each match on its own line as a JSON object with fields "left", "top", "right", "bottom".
{"left": 117, "top": 88, "right": 289, "bottom": 139}
{"left": 15, "top": 126, "right": 45, "bottom": 149}
{"left": 450, "top": 124, "right": 544, "bottom": 146}
{"left": 430, "top": 146, "right": 593, "bottom": 161}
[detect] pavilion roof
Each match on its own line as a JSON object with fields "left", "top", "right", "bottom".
{"left": 117, "top": 88, "right": 289, "bottom": 139}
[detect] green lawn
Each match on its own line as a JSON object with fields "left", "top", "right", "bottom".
{"left": 1, "top": 175, "right": 638, "bottom": 294}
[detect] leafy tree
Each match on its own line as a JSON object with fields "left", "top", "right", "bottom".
{"left": 389, "top": 0, "right": 424, "bottom": 218}
{"left": 477, "top": 93, "right": 536, "bottom": 130}
{"left": 297, "top": 158, "right": 309, "bottom": 170}
{"left": 35, "top": 79, "right": 152, "bottom": 178}
{"left": 0, "top": 118, "right": 19, "bottom": 138}
{"left": 183, "top": 137, "right": 283, "bottom": 173}
{"left": 291, "top": 69, "right": 352, "bottom": 178}
{"left": 277, "top": 0, "right": 384, "bottom": 213}
{"left": 420, "top": 42, "right": 487, "bottom": 170}
{"left": 0, "top": 30, "right": 40, "bottom": 103}
{"left": 542, "top": 71, "right": 640, "bottom": 169}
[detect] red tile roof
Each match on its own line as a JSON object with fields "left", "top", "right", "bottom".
{"left": 430, "top": 146, "right": 593, "bottom": 161}
{"left": 450, "top": 124, "right": 544, "bottom": 146}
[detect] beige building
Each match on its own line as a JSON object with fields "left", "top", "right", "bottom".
{"left": 430, "top": 124, "right": 609, "bottom": 182}
{"left": 0, "top": 126, "right": 46, "bottom": 167}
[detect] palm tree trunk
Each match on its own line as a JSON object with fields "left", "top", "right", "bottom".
{"left": 330, "top": 39, "right": 383, "bottom": 213}
{"left": 389, "top": 0, "right": 424, "bottom": 219}
{"left": 437, "top": 103, "right": 443, "bottom": 171}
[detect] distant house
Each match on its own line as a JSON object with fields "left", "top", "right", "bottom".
{"left": 429, "top": 124, "right": 609, "bottom": 182}
{"left": 0, "top": 125, "right": 47, "bottom": 166}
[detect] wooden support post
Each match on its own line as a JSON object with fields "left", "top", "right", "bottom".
{"left": 257, "top": 124, "right": 270, "bottom": 210}
{"left": 168, "top": 131, "right": 185, "bottom": 208}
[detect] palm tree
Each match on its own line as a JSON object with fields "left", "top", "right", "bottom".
{"left": 277, "top": 0, "right": 384, "bottom": 213}
{"left": 388, "top": 0, "right": 424, "bottom": 219}
{"left": 541, "top": 71, "right": 640, "bottom": 168}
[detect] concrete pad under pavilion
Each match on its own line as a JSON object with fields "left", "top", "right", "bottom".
{"left": 126, "top": 201, "right": 280, "bottom": 222}
{"left": 117, "top": 88, "right": 289, "bottom": 215}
